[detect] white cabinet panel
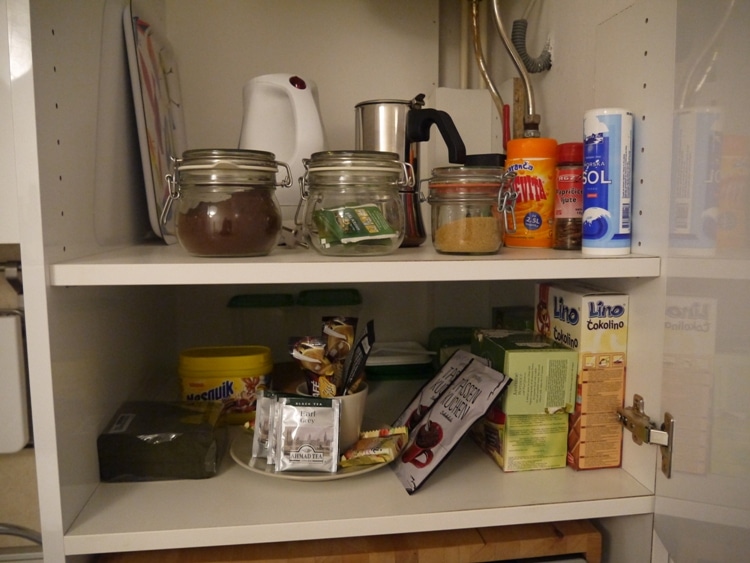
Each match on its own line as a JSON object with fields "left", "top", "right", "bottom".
{"left": 1, "top": 0, "right": 20, "bottom": 244}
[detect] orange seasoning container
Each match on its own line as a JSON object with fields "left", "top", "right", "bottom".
{"left": 504, "top": 138, "right": 558, "bottom": 248}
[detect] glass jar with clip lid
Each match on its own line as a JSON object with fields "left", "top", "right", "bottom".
{"left": 298, "top": 150, "right": 413, "bottom": 256}
{"left": 427, "top": 166, "right": 517, "bottom": 255}
{"left": 162, "top": 149, "right": 292, "bottom": 257}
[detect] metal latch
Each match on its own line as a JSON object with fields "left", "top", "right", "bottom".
{"left": 617, "top": 394, "right": 675, "bottom": 478}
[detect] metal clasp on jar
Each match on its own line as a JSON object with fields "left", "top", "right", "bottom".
{"left": 294, "top": 159, "right": 313, "bottom": 237}
{"left": 160, "top": 158, "right": 293, "bottom": 227}
{"left": 397, "top": 161, "right": 416, "bottom": 191}
{"left": 498, "top": 169, "right": 518, "bottom": 234}
{"left": 161, "top": 165, "right": 182, "bottom": 227}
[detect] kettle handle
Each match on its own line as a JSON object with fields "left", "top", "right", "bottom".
{"left": 238, "top": 73, "right": 326, "bottom": 169}
{"left": 286, "top": 76, "right": 326, "bottom": 160}
{"left": 406, "top": 108, "right": 467, "bottom": 164}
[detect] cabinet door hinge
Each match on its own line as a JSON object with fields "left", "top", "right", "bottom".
{"left": 617, "top": 394, "right": 675, "bottom": 478}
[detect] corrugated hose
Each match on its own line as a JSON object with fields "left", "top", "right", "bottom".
{"left": 0, "top": 523, "right": 42, "bottom": 545}
{"left": 511, "top": 18, "right": 552, "bottom": 73}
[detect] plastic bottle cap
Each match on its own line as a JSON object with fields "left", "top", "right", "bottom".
{"left": 506, "top": 137, "right": 558, "bottom": 160}
{"left": 557, "top": 142, "right": 583, "bottom": 164}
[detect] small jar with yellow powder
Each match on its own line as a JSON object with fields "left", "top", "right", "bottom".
{"left": 427, "top": 166, "right": 516, "bottom": 255}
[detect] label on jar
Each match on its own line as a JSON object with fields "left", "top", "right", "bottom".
{"left": 555, "top": 165, "right": 584, "bottom": 220}
{"left": 505, "top": 156, "right": 556, "bottom": 248}
{"left": 181, "top": 374, "right": 271, "bottom": 424}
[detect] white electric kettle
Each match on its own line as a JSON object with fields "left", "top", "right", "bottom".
{"left": 238, "top": 73, "right": 327, "bottom": 225}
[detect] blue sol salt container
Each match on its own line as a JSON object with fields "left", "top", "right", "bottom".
{"left": 582, "top": 108, "right": 634, "bottom": 255}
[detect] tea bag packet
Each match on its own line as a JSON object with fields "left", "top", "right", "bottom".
{"left": 393, "top": 349, "right": 485, "bottom": 431}
{"left": 393, "top": 359, "right": 511, "bottom": 494}
{"left": 275, "top": 395, "right": 340, "bottom": 473}
{"left": 323, "top": 316, "right": 358, "bottom": 389}
{"left": 250, "top": 389, "right": 275, "bottom": 462}
{"left": 313, "top": 203, "right": 398, "bottom": 247}
{"left": 251, "top": 390, "right": 293, "bottom": 464}
{"left": 266, "top": 393, "right": 281, "bottom": 465}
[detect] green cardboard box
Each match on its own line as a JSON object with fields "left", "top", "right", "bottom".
{"left": 471, "top": 404, "right": 569, "bottom": 472}
{"left": 470, "top": 330, "right": 577, "bottom": 472}
{"left": 471, "top": 330, "right": 577, "bottom": 415}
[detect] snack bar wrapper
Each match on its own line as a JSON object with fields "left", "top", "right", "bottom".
{"left": 392, "top": 358, "right": 511, "bottom": 494}
{"left": 340, "top": 426, "right": 408, "bottom": 468}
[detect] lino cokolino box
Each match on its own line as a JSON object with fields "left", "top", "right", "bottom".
{"left": 535, "top": 282, "right": 629, "bottom": 470}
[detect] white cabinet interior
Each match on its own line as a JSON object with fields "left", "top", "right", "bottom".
{"left": 11, "top": 1, "right": 692, "bottom": 561}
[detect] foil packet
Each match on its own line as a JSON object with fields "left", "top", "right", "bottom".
{"left": 392, "top": 349, "right": 485, "bottom": 431}
{"left": 392, "top": 357, "right": 511, "bottom": 494}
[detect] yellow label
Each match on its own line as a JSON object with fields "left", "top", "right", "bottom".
{"left": 181, "top": 374, "right": 270, "bottom": 424}
{"left": 505, "top": 156, "right": 556, "bottom": 248}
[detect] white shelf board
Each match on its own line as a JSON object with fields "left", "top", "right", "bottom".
{"left": 64, "top": 434, "right": 654, "bottom": 556}
{"left": 49, "top": 242, "right": 661, "bottom": 287}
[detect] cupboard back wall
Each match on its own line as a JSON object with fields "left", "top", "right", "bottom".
{"left": 165, "top": 0, "right": 440, "bottom": 151}
{"left": 171, "top": 280, "right": 536, "bottom": 353}
{"left": 22, "top": 2, "right": 668, "bottom": 558}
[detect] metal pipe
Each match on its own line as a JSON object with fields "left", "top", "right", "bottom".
{"left": 490, "top": 0, "right": 541, "bottom": 136}
{"left": 470, "top": 0, "right": 504, "bottom": 116}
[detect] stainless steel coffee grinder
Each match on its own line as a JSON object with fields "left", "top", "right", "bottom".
{"left": 355, "top": 94, "right": 466, "bottom": 247}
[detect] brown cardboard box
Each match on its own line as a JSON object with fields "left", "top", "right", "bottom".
{"left": 535, "top": 282, "right": 629, "bottom": 470}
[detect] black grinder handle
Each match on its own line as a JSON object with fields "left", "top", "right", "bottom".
{"left": 406, "top": 108, "right": 467, "bottom": 164}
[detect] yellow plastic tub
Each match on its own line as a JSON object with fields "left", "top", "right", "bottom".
{"left": 179, "top": 345, "right": 272, "bottom": 424}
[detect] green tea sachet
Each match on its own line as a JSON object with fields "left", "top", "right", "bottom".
{"left": 313, "top": 204, "right": 398, "bottom": 247}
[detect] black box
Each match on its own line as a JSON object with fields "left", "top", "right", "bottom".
{"left": 97, "top": 401, "right": 227, "bottom": 481}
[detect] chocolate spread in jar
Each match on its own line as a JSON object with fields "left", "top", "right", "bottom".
{"left": 176, "top": 189, "right": 281, "bottom": 257}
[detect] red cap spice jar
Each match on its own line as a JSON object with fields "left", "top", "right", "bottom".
{"left": 553, "top": 142, "right": 584, "bottom": 250}
{"left": 163, "top": 149, "right": 292, "bottom": 257}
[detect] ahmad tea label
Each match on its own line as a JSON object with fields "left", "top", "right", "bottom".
{"left": 275, "top": 396, "right": 340, "bottom": 473}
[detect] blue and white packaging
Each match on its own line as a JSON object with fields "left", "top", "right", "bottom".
{"left": 668, "top": 108, "right": 721, "bottom": 255}
{"left": 582, "top": 108, "right": 634, "bottom": 255}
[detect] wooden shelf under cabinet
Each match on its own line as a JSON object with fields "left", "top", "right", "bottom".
{"left": 97, "top": 519, "right": 602, "bottom": 562}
